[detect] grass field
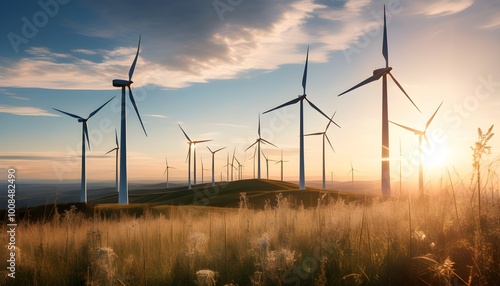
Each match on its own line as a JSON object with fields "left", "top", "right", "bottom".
{"left": 1, "top": 177, "right": 499, "bottom": 285}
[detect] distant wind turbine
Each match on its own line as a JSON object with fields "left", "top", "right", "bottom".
{"left": 112, "top": 35, "right": 148, "bottom": 204}
{"left": 207, "top": 146, "right": 226, "bottom": 186}
{"left": 264, "top": 46, "right": 340, "bottom": 190}
{"left": 163, "top": 157, "right": 175, "bottom": 189}
{"left": 245, "top": 114, "right": 277, "bottom": 180}
{"left": 337, "top": 6, "right": 420, "bottom": 197}
{"left": 261, "top": 151, "right": 275, "bottom": 180}
{"left": 105, "top": 129, "right": 119, "bottom": 193}
{"left": 348, "top": 160, "right": 361, "bottom": 189}
{"left": 305, "top": 111, "right": 337, "bottom": 189}
{"left": 390, "top": 101, "right": 443, "bottom": 197}
{"left": 179, "top": 124, "right": 212, "bottom": 189}
{"left": 274, "top": 150, "right": 288, "bottom": 182}
{"left": 201, "top": 156, "right": 209, "bottom": 184}
{"left": 53, "top": 96, "right": 114, "bottom": 203}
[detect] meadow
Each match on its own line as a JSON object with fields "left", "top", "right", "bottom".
{"left": 1, "top": 177, "right": 499, "bottom": 285}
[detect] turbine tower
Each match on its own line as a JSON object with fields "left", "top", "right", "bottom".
{"left": 264, "top": 46, "right": 340, "bottom": 190}
{"left": 112, "top": 35, "right": 148, "bottom": 204}
{"left": 337, "top": 6, "right": 420, "bottom": 197}
{"left": 207, "top": 146, "right": 226, "bottom": 186}
{"left": 390, "top": 101, "right": 443, "bottom": 197}
{"left": 105, "top": 129, "right": 119, "bottom": 193}
{"left": 179, "top": 124, "right": 212, "bottom": 189}
{"left": 53, "top": 97, "right": 114, "bottom": 203}
{"left": 305, "top": 111, "right": 337, "bottom": 189}
{"left": 245, "top": 114, "right": 277, "bottom": 180}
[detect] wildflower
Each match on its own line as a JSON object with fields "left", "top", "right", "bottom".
{"left": 414, "top": 230, "right": 426, "bottom": 241}
{"left": 196, "top": 269, "right": 217, "bottom": 286}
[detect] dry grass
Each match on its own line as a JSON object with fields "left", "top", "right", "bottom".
{"left": 1, "top": 184, "right": 499, "bottom": 285}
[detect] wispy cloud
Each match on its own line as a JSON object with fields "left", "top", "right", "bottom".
{"left": 412, "top": 0, "right": 473, "bottom": 17}
{"left": 213, "top": 123, "right": 250, "bottom": 129}
{"left": 145, "top": 114, "right": 168, "bottom": 119}
{"left": 0, "top": 105, "right": 59, "bottom": 116}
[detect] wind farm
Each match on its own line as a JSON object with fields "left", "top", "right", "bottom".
{"left": 2, "top": 1, "right": 500, "bottom": 285}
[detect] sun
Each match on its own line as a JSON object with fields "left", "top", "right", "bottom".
{"left": 423, "top": 143, "right": 449, "bottom": 171}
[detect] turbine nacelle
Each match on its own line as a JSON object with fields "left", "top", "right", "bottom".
{"left": 373, "top": 67, "right": 392, "bottom": 76}
{"left": 113, "top": 79, "right": 133, "bottom": 87}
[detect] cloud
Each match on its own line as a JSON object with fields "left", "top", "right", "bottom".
{"left": 0, "top": 105, "right": 59, "bottom": 116}
{"left": 0, "top": 0, "right": 421, "bottom": 90}
{"left": 412, "top": 0, "right": 473, "bottom": 17}
{"left": 145, "top": 114, "right": 168, "bottom": 119}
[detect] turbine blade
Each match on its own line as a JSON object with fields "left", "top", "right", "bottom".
{"left": 337, "top": 71, "right": 384, "bottom": 97}
{"left": 214, "top": 147, "right": 227, "bottom": 153}
{"left": 304, "top": 132, "right": 324, "bottom": 136}
{"left": 193, "top": 139, "right": 212, "bottom": 144}
{"left": 325, "top": 111, "right": 337, "bottom": 132}
{"left": 425, "top": 101, "right": 443, "bottom": 130}
{"left": 185, "top": 145, "right": 190, "bottom": 163}
{"left": 129, "top": 34, "right": 141, "bottom": 81}
{"left": 207, "top": 146, "right": 213, "bottom": 153}
{"left": 382, "top": 5, "right": 388, "bottom": 67}
{"left": 258, "top": 113, "right": 261, "bottom": 138}
{"left": 389, "top": 120, "right": 422, "bottom": 134}
{"left": 115, "top": 129, "right": 119, "bottom": 148}
{"left": 52, "top": 108, "right": 83, "bottom": 120}
{"left": 245, "top": 140, "right": 258, "bottom": 152}
{"left": 388, "top": 72, "right": 421, "bottom": 113}
{"left": 105, "top": 148, "right": 118, "bottom": 155}
{"left": 83, "top": 121, "right": 91, "bottom": 150}
{"left": 424, "top": 134, "right": 430, "bottom": 146}
{"left": 88, "top": 96, "right": 114, "bottom": 119}
{"left": 263, "top": 96, "right": 302, "bottom": 114}
{"left": 261, "top": 139, "right": 278, "bottom": 148}
{"left": 325, "top": 134, "right": 335, "bottom": 153}
{"left": 178, "top": 124, "right": 192, "bottom": 142}
{"left": 302, "top": 46, "right": 309, "bottom": 95}
{"left": 305, "top": 98, "right": 341, "bottom": 128}
{"left": 128, "top": 86, "right": 148, "bottom": 136}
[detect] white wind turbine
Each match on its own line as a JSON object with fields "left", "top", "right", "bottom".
{"left": 261, "top": 151, "right": 275, "bottom": 180}
{"left": 178, "top": 124, "right": 212, "bottom": 189}
{"left": 112, "top": 35, "right": 148, "bottom": 204}
{"left": 201, "top": 156, "right": 209, "bottom": 184}
{"left": 305, "top": 111, "right": 337, "bottom": 189}
{"left": 390, "top": 101, "right": 443, "bottom": 197}
{"left": 245, "top": 114, "right": 277, "bottom": 180}
{"left": 163, "top": 157, "right": 175, "bottom": 189}
{"left": 53, "top": 97, "right": 114, "bottom": 203}
{"left": 264, "top": 46, "right": 340, "bottom": 190}
{"left": 207, "top": 146, "right": 226, "bottom": 186}
{"left": 348, "top": 160, "right": 361, "bottom": 189}
{"left": 274, "top": 150, "right": 288, "bottom": 182}
{"left": 105, "top": 129, "right": 119, "bottom": 193}
{"left": 337, "top": 6, "right": 420, "bottom": 197}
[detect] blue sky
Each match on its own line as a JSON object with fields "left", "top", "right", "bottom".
{"left": 1, "top": 0, "right": 499, "bottom": 190}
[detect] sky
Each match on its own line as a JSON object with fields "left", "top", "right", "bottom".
{"left": 1, "top": 0, "right": 499, "bottom": 193}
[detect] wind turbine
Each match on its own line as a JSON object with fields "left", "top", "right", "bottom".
{"left": 390, "top": 101, "right": 443, "bottom": 197}
{"left": 207, "top": 146, "right": 226, "bottom": 186}
{"left": 348, "top": 160, "right": 361, "bottom": 189}
{"left": 105, "top": 129, "right": 119, "bottom": 193}
{"left": 245, "top": 114, "right": 277, "bottom": 180}
{"left": 264, "top": 46, "right": 340, "bottom": 190}
{"left": 233, "top": 156, "right": 243, "bottom": 180}
{"left": 112, "top": 35, "right": 148, "bottom": 204}
{"left": 261, "top": 151, "right": 275, "bottom": 180}
{"left": 305, "top": 111, "right": 337, "bottom": 189}
{"left": 53, "top": 96, "right": 114, "bottom": 203}
{"left": 179, "top": 124, "right": 212, "bottom": 189}
{"left": 163, "top": 157, "right": 175, "bottom": 189}
{"left": 337, "top": 6, "right": 420, "bottom": 197}
{"left": 274, "top": 150, "right": 288, "bottom": 182}
{"left": 201, "top": 156, "right": 209, "bottom": 184}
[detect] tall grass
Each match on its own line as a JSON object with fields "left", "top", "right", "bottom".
{"left": 1, "top": 181, "right": 499, "bottom": 285}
